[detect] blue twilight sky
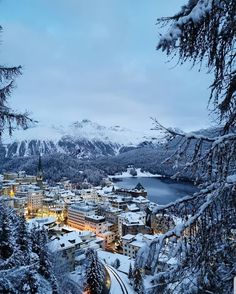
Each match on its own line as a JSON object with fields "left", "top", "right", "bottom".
{"left": 1, "top": 0, "right": 213, "bottom": 133}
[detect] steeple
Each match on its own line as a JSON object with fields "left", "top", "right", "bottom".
{"left": 36, "top": 154, "right": 43, "bottom": 188}
{"left": 135, "top": 182, "right": 145, "bottom": 191}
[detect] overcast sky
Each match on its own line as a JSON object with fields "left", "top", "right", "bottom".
{"left": 1, "top": 0, "right": 213, "bottom": 133}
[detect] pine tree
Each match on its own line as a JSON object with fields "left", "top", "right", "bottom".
{"left": 19, "top": 269, "right": 39, "bottom": 294}
{"left": 112, "top": 258, "right": 120, "bottom": 269}
{"left": 128, "top": 263, "right": 133, "bottom": 284}
{"left": 0, "top": 26, "right": 33, "bottom": 139}
{"left": 133, "top": 268, "right": 145, "bottom": 294}
{"left": 84, "top": 248, "right": 105, "bottom": 294}
{"left": 0, "top": 205, "right": 14, "bottom": 260}
{"left": 16, "top": 216, "right": 31, "bottom": 265}
{"left": 0, "top": 203, "right": 23, "bottom": 270}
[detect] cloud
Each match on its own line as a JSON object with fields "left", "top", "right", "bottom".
{"left": 0, "top": 0, "right": 212, "bottom": 134}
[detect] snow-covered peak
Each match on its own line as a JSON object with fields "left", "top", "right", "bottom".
{"left": 67, "top": 120, "right": 156, "bottom": 145}
{"left": 1, "top": 119, "right": 161, "bottom": 150}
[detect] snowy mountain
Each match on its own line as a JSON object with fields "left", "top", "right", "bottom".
{"left": 0, "top": 119, "right": 160, "bottom": 159}
{"left": 0, "top": 125, "right": 224, "bottom": 183}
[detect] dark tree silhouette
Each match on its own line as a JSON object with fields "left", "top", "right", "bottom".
{"left": 0, "top": 25, "right": 33, "bottom": 139}
{"left": 133, "top": 267, "right": 144, "bottom": 294}
{"left": 136, "top": 1, "right": 236, "bottom": 293}
{"left": 128, "top": 263, "right": 133, "bottom": 284}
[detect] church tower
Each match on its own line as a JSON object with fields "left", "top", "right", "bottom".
{"left": 36, "top": 154, "right": 43, "bottom": 189}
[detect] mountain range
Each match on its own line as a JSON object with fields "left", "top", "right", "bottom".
{"left": 0, "top": 119, "right": 161, "bottom": 159}
{"left": 0, "top": 120, "right": 222, "bottom": 184}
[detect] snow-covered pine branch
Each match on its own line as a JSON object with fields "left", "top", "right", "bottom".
{"left": 153, "top": 119, "right": 236, "bottom": 184}
{"left": 156, "top": 0, "right": 236, "bottom": 132}
{"left": 135, "top": 1, "right": 236, "bottom": 292}
{"left": 136, "top": 181, "right": 236, "bottom": 293}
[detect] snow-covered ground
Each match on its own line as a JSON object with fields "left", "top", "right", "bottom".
{"left": 109, "top": 168, "right": 162, "bottom": 179}
{"left": 98, "top": 250, "right": 134, "bottom": 274}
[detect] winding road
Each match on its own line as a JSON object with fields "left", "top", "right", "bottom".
{"left": 105, "top": 264, "right": 129, "bottom": 294}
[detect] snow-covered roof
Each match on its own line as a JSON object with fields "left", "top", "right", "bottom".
{"left": 123, "top": 233, "right": 157, "bottom": 248}
{"left": 132, "top": 196, "right": 149, "bottom": 203}
{"left": 59, "top": 190, "right": 75, "bottom": 197}
{"left": 102, "top": 231, "right": 114, "bottom": 236}
{"left": 127, "top": 204, "right": 140, "bottom": 211}
{"left": 69, "top": 203, "right": 96, "bottom": 212}
{"left": 119, "top": 211, "right": 146, "bottom": 226}
{"left": 75, "top": 254, "right": 86, "bottom": 262}
{"left": 143, "top": 234, "right": 157, "bottom": 241}
{"left": 48, "top": 231, "right": 83, "bottom": 252}
{"left": 129, "top": 240, "right": 146, "bottom": 248}
{"left": 122, "top": 234, "right": 135, "bottom": 241}
{"left": 42, "top": 198, "right": 54, "bottom": 202}
{"left": 28, "top": 217, "right": 56, "bottom": 228}
{"left": 104, "top": 206, "right": 122, "bottom": 213}
{"left": 85, "top": 214, "right": 105, "bottom": 221}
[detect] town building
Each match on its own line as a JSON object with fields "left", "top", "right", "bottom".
{"left": 48, "top": 230, "right": 104, "bottom": 271}
{"left": 115, "top": 183, "right": 147, "bottom": 198}
{"left": 118, "top": 211, "right": 147, "bottom": 237}
{"left": 67, "top": 203, "right": 97, "bottom": 230}
{"left": 132, "top": 196, "right": 150, "bottom": 210}
{"left": 122, "top": 233, "right": 156, "bottom": 258}
{"left": 27, "top": 190, "right": 43, "bottom": 214}
{"left": 110, "top": 195, "right": 132, "bottom": 210}
{"left": 81, "top": 189, "right": 100, "bottom": 202}
{"left": 84, "top": 215, "right": 107, "bottom": 235}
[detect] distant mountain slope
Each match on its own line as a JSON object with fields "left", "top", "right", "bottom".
{"left": 0, "top": 119, "right": 160, "bottom": 159}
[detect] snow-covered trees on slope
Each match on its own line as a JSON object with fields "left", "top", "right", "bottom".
{"left": 0, "top": 202, "right": 58, "bottom": 293}
{"left": 136, "top": 1, "right": 236, "bottom": 293}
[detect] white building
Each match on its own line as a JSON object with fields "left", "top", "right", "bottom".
{"left": 132, "top": 196, "right": 150, "bottom": 210}
{"left": 122, "top": 233, "right": 156, "bottom": 258}
{"left": 48, "top": 230, "right": 104, "bottom": 271}
{"left": 102, "top": 231, "right": 116, "bottom": 245}
{"left": 48, "top": 231, "right": 83, "bottom": 271}
{"left": 67, "top": 203, "right": 96, "bottom": 230}
{"left": 118, "top": 211, "right": 146, "bottom": 237}
{"left": 27, "top": 190, "right": 43, "bottom": 213}
{"left": 84, "top": 214, "right": 107, "bottom": 235}
{"left": 81, "top": 189, "right": 100, "bottom": 202}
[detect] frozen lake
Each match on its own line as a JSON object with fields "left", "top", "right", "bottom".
{"left": 113, "top": 176, "right": 198, "bottom": 205}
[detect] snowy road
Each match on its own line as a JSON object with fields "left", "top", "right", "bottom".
{"left": 105, "top": 265, "right": 129, "bottom": 294}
